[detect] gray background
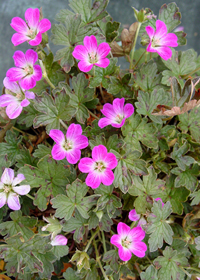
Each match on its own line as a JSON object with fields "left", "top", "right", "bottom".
{"left": 1, "top": 0, "right": 200, "bottom": 91}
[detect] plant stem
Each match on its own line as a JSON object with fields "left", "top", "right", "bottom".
{"left": 183, "top": 266, "right": 200, "bottom": 273}
{"left": 59, "top": 119, "right": 68, "bottom": 130}
{"left": 26, "top": 193, "right": 34, "bottom": 200}
{"left": 39, "top": 60, "right": 56, "bottom": 89}
{"left": 84, "top": 228, "right": 100, "bottom": 253}
{"left": 132, "top": 49, "right": 146, "bottom": 71}
{"left": 44, "top": 75, "right": 56, "bottom": 89}
{"left": 101, "top": 231, "right": 107, "bottom": 253}
{"left": 93, "top": 238, "right": 109, "bottom": 280}
{"left": 130, "top": 22, "right": 142, "bottom": 69}
{"left": 100, "top": 83, "right": 106, "bottom": 104}
{"left": 182, "top": 66, "right": 200, "bottom": 79}
{"left": 88, "top": 109, "right": 99, "bottom": 120}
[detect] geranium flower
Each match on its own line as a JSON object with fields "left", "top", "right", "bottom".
{"left": 155, "top": 197, "right": 164, "bottom": 207}
{"left": 98, "top": 98, "right": 134, "bottom": 128}
{"left": 129, "top": 209, "right": 140, "bottom": 221}
{"left": 49, "top": 124, "right": 89, "bottom": 164}
{"left": 6, "top": 49, "right": 42, "bottom": 90}
{"left": 110, "top": 222, "right": 147, "bottom": 261}
{"left": 146, "top": 20, "right": 178, "bottom": 60}
{"left": 11, "top": 8, "right": 51, "bottom": 46}
{"left": 78, "top": 145, "right": 118, "bottom": 189}
{"left": 0, "top": 168, "right": 30, "bottom": 211}
{"left": 72, "top": 35, "right": 111, "bottom": 72}
{"left": 51, "top": 235, "right": 68, "bottom": 246}
{"left": 0, "top": 77, "right": 35, "bottom": 119}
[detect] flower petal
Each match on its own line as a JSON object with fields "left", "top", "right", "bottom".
{"left": 160, "top": 33, "right": 178, "bottom": 47}
{"left": 73, "top": 135, "right": 89, "bottom": 150}
{"left": 78, "top": 158, "right": 95, "bottom": 173}
{"left": 10, "top": 17, "right": 29, "bottom": 33}
{"left": 37, "top": 18, "right": 51, "bottom": 33}
{"left": 85, "top": 172, "right": 101, "bottom": 189}
{"left": 101, "top": 103, "right": 116, "bottom": 119}
{"left": 113, "top": 98, "right": 125, "bottom": 115}
{"left": 67, "top": 124, "right": 82, "bottom": 141}
{"left": 124, "top": 104, "right": 134, "bottom": 118}
{"left": 0, "top": 94, "right": 18, "bottom": 107}
{"left": 51, "top": 144, "right": 66, "bottom": 161}
{"left": 98, "top": 117, "right": 113, "bottom": 128}
{"left": 32, "top": 65, "right": 43, "bottom": 81}
{"left": 92, "top": 145, "right": 107, "bottom": 161}
{"left": 94, "top": 58, "right": 110, "bottom": 68}
{"left": 20, "top": 76, "right": 36, "bottom": 90}
{"left": 110, "top": 234, "right": 121, "bottom": 248}
{"left": 111, "top": 118, "right": 125, "bottom": 128}
{"left": 6, "top": 102, "right": 23, "bottom": 119}
{"left": 118, "top": 246, "right": 132, "bottom": 261}
{"left": 145, "top": 25, "right": 155, "bottom": 40}
{"left": 51, "top": 235, "right": 68, "bottom": 246}
{"left": 49, "top": 129, "right": 65, "bottom": 144}
{"left": 84, "top": 35, "right": 97, "bottom": 53}
{"left": 155, "top": 20, "right": 168, "bottom": 39}
{"left": 117, "top": 222, "right": 130, "bottom": 238}
{"left": 101, "top": 169, "right": 115, "bottom": 186}
{"left": 11, "top": 33, "right": 29, "bottom": 46}
{"left": 97, "top": 42, "right": 111, "bottom": 58}
{"left": 129, "top": 241, "right": 147, "bottom": 258}
{"left": 78, "top": 60, "right": 93, "bottom": 72}
{"left": 25, "top": 91, "right": 35, "bottom": 99}
{"left": 66, "top": 149, "right": 81, "bottom": 164}
{"left": 21, "top": 99, "right": 30, "bottom": 107}
{"left": 13, "top": 50, "right": 27, "bottom": 68}
{"left": 3, "top": 77, "right": 20, "bottom": 94}
{"left": 6, "top": 67, "right": 25, "bottom": 82}
{"left": 146, "top": 43, "right": 157, "bottom": 53}
{"left": 156, "top": 46, "right": 172, "bottom": 60}
{"left": 12, "top": 174, "right": 25, "bottom": 186}
{"left": 128, "top": 227, "right": 145, "bottom": 241}
{"left": 13, "top": 185, "right": 30, "bottom": 195}
{"left": 25, "top": 49, "right": 38, "bottom": 65}
{"left": 29, "top": 32, "right": 42, "bottom": 46}
{"left": 1, "top": 168, "right": 14, "bottom": 184}
{"left": 25, "top": 8, "right": 40, "bottom": 29}
{"left": 104, "top": 153, "right": 118, "bottom": 169}
{"left": 0, "top": 193, "right": 7, "bottom": 208}
{"left": 128, "top": 209, "right": 140, "bottom": 221}
{"left": 72, "top": 45, "right": 88, "bottom": 60}
{"left": 155, "top": 197, "right": 164, "bottom": 207}
{"left": 7, "top": 192, "right": 21, "bottom": 210}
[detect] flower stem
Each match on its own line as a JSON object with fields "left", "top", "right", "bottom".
{"left": 39, "top": 60, "right": 56, "bottom": 89}
{"left": 182, "top": 66, "right": 200, "bottom": 79}
{"left": 84, "top": 228, "right": 100, "bottom": 253}
{"left": 88, "top": 109, "right": 99, "bottom": 120}
{"left": 130, "top": 22, "right": 142, "bottom": 69}
{"left": 44, "top": 75, "right": 56, "bottom": 89}
{"left": 26, "top": 193, "right": 34, "bottom": 200}
{"left": 183, "top": 266, "right": 200, "bottom": 273}
{"left": 101, "top": 231, "right": 107, "bottom": 253}
{"left": 100, "top": 83, "right": 106, "bottom": 104}
{"left": 93, "top": 238, "right": 109, "bottom": 280}
{"left": 132, "top": 49, "right": 146, "bottom": 71}
{"left": 59, "top": 119, "right": 68, "bottom": 130}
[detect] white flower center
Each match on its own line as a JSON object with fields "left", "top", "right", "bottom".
{"left": 115, "top": 114, "right": 124, "bottom": 124}
{"left": 88, "top": 52, "right": 98, "bottom": 64}
{"left": 24, "top": 65, "right": 33, "bottom": 76}
{"left": 3, "top": 185, "right": 11, "bottom": 193}
{"left": 63, "top": 140, "right": 73, "bottom": 151}
{"left": 95, "top": 161, "right": 105, "bottom": 173}
{"left": 151, "top": 37, "right": 161, "bottom": 48}
{"left": 121, "top": 237, "right": 132, "bottom": 248}
{"left": 27, "top": 28, "right": 36, "bottom": 39}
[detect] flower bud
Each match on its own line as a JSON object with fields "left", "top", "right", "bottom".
{"left": 71, "top": 250, "right": 90, "bottom": 271}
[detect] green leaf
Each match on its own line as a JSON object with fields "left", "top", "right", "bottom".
{"left": 55, "top": 9, "right": 75, "bottom": 23}
{"left": 35, "top": 251, "right": 56, "bottom": 279}
{"left": 52, "top": 245, "right": 69, "bottom": 260}
{"left": 106, "top": 21, "right": 120, "bottom": 43}
{"left": 16, "top": 148, "right": 37, "bottom": 169}
{"left": 102, "top": 250, "right": 119, "bottom": 273}
{"left": 159, "top": 3, "right": 181, "bottom": 32}
{"left": 175, "top": 31, "right": 187, "bottom": 46}
{"left": 107, "top": 76, "right": 133, "bottom": 98}
{"left": 190, "top": 190, "right": 200, "bottom": 206}
{"left": 140, "top": 265, "right": 158, "bottom": 280}
{"left": 195, "top": 236, "right": 200, "bottom": 250}
{"left": 33, "top": 144, "right": 51, "bottom": 158}
{"left": 147, "top": 201, "right": 174, "bottom": 252}
{"left": 17, "top": 103, "right": 39, "bottom": 127}
{"left": 63, "top": 267, "right": 81, "bottom": 280}
{"left": 153, "top": 247, "right": 188, "bottom": 280}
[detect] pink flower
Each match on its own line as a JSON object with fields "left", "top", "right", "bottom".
{"left": 98, "top": 98, "right": 134, "bottom": 128}
{"left": 6, "top": 49, "right": 42, "bottom": 90}
{"left": 49, "top": 124, "right": 89, "bottom": 164}
{"left": 0, "top": 77, "right": 35, "bottom": 119}
{"left": 110, "top": 222, "right": 147, "bottom": 261}
{"left": 146, "top": 20, "right": 178, "bottom": 60}
{"left": 174, "top": 26, "right": 184, "bottom": 32}
{"left": 72, "top": 35, "right": 111, "bottom": 72}
{"left": 129, "top": 209, "right": 140, "bottom": 221}
{"left": 0, "top": 168, "right": 30, "bottom": 211}
{"left": 155, "top": 197, "right": 164, "bottom": 207}
{"left": 11, "top": 8, "right": 51, "bottom": 46}
{"left": 78, "top": 145, "right": 118, "bottom": 189}
{"left": 51, "top": 235, "right": 68, "bottom": 246}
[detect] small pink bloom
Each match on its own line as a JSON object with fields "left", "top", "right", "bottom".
{"left": 0, "top": 77, "right": 35, "bottom": 119}
{"left": 110, "top": 222, "right": 147, "bottom": 261}
{"left": 174, "top": 26, "right": 184, "bottom": 32}
{"left": 146, "top": 20, "right": 178, "bottom": 60}
{"left": 0, "top": 168, "right": 30, "bottom": 211}
{"left": 51, "top": 235, "right": 68, "bottom": 246}
{"left": 98, "top": 98, "right": 134, "bottom": 129}
{"left": 72, "top": 35, "right": 111, "bottom": 72}
{"left": 11, "top": 8, "right": 51, "bottom": 46}
{"left": 155, "top": 197, "right": 164, "bottom": 207}
{"left": 137, "top": 217, "right": 147, "bottom": 227}
{"left": 49, "top": 124, "right": 88, "bottom": 164}
{"left": 6, "top": 49, "right": 42, "bottom": 90}
{"left": 129, "top": 209, "right": 140, "bottom": 221}
{"left": 78, "top": 145, "right": 118, "bottom": 189}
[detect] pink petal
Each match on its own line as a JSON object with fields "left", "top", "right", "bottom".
{"left": 78, "top": 60, "right": 93, "bottom": 72}
{"left": 12, "top": 174, "right": 25, "bottom": 186}
{"left": 25, "top": 91, "right": 35, "bottom": 99}
{"left": 25, "top": 8, "right": 40, "bottom": 29}
{"left": 92, "top": 145, "right": 107, "bottom": 161}
{"left": 110, "top": 234, "right": 121, "bottom": 248}
{"left": 129, "top": 209, "right": 140, "bottom": 221}
{"left": 66, "top": 149, "right": 81, "bottom": 164}
{"left": 156, "top": 46, "right": 172, "bottom": 60}
{"left": 124, "top": 104, "right": 134, "bottom": 118}
{"left": 128, "top": 227, "right": 145, "bottom": 241}
{"left": 13, "top": 50, "right": 27, "bottom": 68}
{"left": 129, "top": 241, "right": 147, "bottom": 258}
{"left": 113, "top": 98, "right": 125, "bottom": 116}
{"left": 155, "top": 20, "right": 168, "bottom": 39}
{"left": 118, "top": 246, "right": 132, "bottom": 261}
{"left": 37, "top": 18, "right": 51, "bottom": 33}
{"left": 25, "top": 49, "right": 38, "bottom": 65}
{"left": 101, "top": 103, "right": 116, "bottom": 119}
{"left": 20, "top": 76, "right": 36, "bottom": 90}
{"left": 0, "top": 94, "right": 18, "bottom": 107}
{"left": 29, "top": 32, "right": 42, "bottom": 46}
{"left": 49, "top": 129, "right": 65, "bottom": 144}
{"left": 160, "top": 33, "right": 178, "bottom": 47}
{"left": 20, "top": 99, "right": 30, "bottom": 107}
{"left": 32, "top": 65, "right": 43, "bottom": 81}
{"left": 3, "top": 77, "right": 20, "bottom": 94}
{"left": 6, "top": 102, "right": 22, "bottom": 119}
{"left": 98, "top": 117, "right": 113, "bottom": 128}
{"left": 7, "top": 193, "right": 20, "bottom": 210}
{"left": 11, "top": 33, "right": 29, "bottom": 46}
{"left": 145, "top": 25, "right": 155, "bottom": 40}
{"left": 138, "top": 218, "right": 147, "bottom": 227}
{"left": 117, "top": 222, "right": 130, "bottom": 238}
{"left": 101, "top": 168, "right": 115, "bottom": 186}
{"left": 85, "top": 172, "right": 101, "bottom": 189}
{"left": 0, "top": 193, "right": 7, "bottom": 208}
{"left": 1, "top": 168, "right": 14, "bottom": 184}
{"left": 66, "top": 124, "right": 82, "bottom": 141}
{"left": 112, "top": 118, "right": 125, "bottom": 128}
{"left": 155, "top": 197, "right": 164, "bottom": 207}
{"left": 6, "top": 67, "right": 25, "bottom": 82}
{"left": 94, "top": 58, "right": 110, "bottom": 68}
{"left": 84, "top": 35, "right": 97, "bottom": 53}
{"left": 73, "top": 135, "right": 89, "bottom": 150}
{"left": 104, "top": 153, "right": 118, "bottom": 169}
{"left": 78, "top": 158, "right": 95, "bottom": 173}
{"left": 72, "top": 45, "right": 88, "bottom": 60}
{"left": 13, "top": 185, "right": 30, "bottom": 195}
{"left": 96, "top": 42, "right": 111, "bottom": 58}
{"left": 10, "top": 17, "right": 29, "bottom": 33}
{"left": 146, "top": 43, "right": 157, "bottom": 53}
{"left": 51, "top": 235, "right": 68, "bottom": 246}
{"left": 51, "top": 144, "right": 66, "bottom": 161}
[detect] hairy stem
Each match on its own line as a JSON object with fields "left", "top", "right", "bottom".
{"left": 130, "top": 22, "right": 142, "bottom": 69}
{"left": 59, "top": 119, "right": 68, "bottom": 130}
{"left": 93, "top": 238, "right": 109, "bottom": 280}
{"left": 84, "top": 228, "right": 100, "bottom": 253}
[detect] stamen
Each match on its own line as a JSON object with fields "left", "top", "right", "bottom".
{"left": 88, "top": 52, "right": 98, "bottom": 64}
